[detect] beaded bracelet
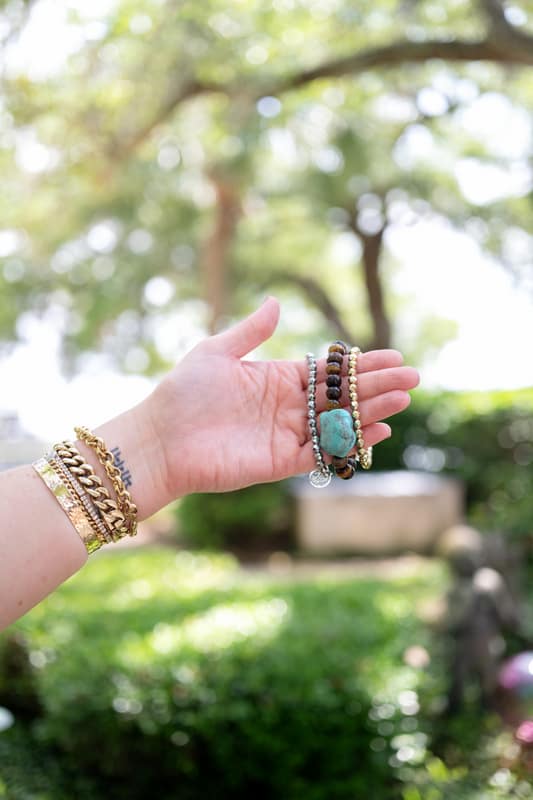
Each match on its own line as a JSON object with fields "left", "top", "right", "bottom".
{"left": 306, "top": 353, "right": 332, "bottom": 488}
{"left": 322, "top": 341, "right": 358, "bottom": 480}
{"left": 348, "top": 346, "right": 373, "bottom": 470}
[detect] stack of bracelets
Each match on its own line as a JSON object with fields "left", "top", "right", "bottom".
{"left": 307, "top": 341, "right": 373, "bottom": 488}
{"left": 32, "top": 426, "right": 138, "bottom": 554}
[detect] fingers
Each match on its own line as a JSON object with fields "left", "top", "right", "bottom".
{"left": 315, "top": 366, "right": 419, "bottom": 409}
{"left": 204, "top": 296, "right": 280, "bottom": 358}
{"left": 315, "top": 349, "right": 404, "bottom": 382}
{"left": 357, "top": 366, "right": 420, "bottom": 401}
{"left": 361, "top": 422, "right": 392, "bottom": 447}
{"left": 357, "top": 389, "right": 412, "bottom": 426}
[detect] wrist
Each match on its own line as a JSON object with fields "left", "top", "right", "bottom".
{"left": 75, "top": 398, "right": 170, "bottom": 522}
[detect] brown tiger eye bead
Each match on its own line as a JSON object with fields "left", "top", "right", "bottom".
{"left": 336, "top": 464, "right": 355, "bottom": 480}
{"left": 326, "top": 363, "right": 341, "bottom": 375}
{"left": 326, "top": 386, "right": 341, "bottom": 400}
{"left": 332, "top": 455, "right": 348, "bottom": 468}
{"left": 333, "top": 340, "right": 349, "bottom": 353}
{"left": 326, "top": 374, "right": 342, "bottom": 388}
{"left": 326, "top": 399, "right": 341, "bottom": 410}
{"left": 327, "top": 352, "right": 343, "bottom": 365}
{"left": 335, "top": 457, "right": 357, "bottom": 480}
{"left": 328, "top": 343, "right": 345, "bottom": 355}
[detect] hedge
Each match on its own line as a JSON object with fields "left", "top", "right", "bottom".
{"left": 0, "top": 549, "right": 441, "bottom": 800}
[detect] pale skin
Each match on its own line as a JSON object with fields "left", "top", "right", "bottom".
{"left": 0, "top": 297, "right": 419, "bottom": 630}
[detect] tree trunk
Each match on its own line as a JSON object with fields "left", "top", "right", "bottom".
{"left": 361, "top": 228, "right": 391, "bottom": 349}
{"left": 201, "top": 176, "right": 241, "bottom": 334}
{"left": 349, "top": 215, "right": 391, "bottom": 350}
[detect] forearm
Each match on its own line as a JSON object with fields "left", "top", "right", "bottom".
{"left": 0, "top": 463, "right": 87, "bottom": 629}
{"left": 0, "top": 395, "right": 172, "bottom": 631}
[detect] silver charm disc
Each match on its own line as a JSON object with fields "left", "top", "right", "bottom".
{"left": 309, "top": 469, "right": 332, "bottom": 488}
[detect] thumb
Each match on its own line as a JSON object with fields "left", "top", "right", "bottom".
{"left": 205, "top": 296, "right": 281, "bottom": 358}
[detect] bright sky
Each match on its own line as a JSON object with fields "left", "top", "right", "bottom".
{"left": 388, "top": 219, "right": 533, "bottom": 391}
{"left": 1, "top": 0, "right": 533, "bottom": 440}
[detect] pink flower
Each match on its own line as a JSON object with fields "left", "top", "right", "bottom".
{"left": 516, "top": 720, "right": 533, "bottom": 746}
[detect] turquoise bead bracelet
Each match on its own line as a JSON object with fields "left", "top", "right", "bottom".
{"left": 319, "top": 341, "right": 357, "bottom": 480}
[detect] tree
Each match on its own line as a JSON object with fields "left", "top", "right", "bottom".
{"left": 0, "top": 0, "right": 531, "bottom": 368}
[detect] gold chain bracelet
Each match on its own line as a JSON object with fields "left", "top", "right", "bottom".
{"left": 54, "top": 441, "right": 128, "bottom": 539}
{"left": 74, "top": 426, "right": 138, "bottom": 537}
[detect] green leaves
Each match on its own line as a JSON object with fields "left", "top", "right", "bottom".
{"left": 0, "top": 548, "right": 441, "bottom": 799}
{"left": 2, "top": 0, "right": 532, "bottom": 369}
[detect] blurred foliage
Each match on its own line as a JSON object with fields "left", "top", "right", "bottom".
{"left": 176, "top": 481, "right": 292, "bottom": 550}
{"left": 399, "top": 701, "right": 533, "bottom": 799}
{"left": 374, "top": 388, "right": 533, "bottom": 542}
{"left": 1, "top": 549, "right": 531, "bottom": 799}
{"left": 0, "top": 0, "right": 532, "bottom": 369}
{"left": 0, "top": 725, "right": 98, "bottom": 799}
{"left": 0, "top": 548, "right": 444, "bottom": 800}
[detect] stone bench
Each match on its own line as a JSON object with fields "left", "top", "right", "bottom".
{"left": 290, "top": 470, "right": 464, "bottom": 555}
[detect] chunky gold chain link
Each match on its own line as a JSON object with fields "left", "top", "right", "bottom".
{"left": 46, "top": 454, "right": 109, "bottom": 546}
{"left": 54, "top": 441, "right": 128, "bottom": 539}
{"left": 74, "top": 426, "right": 138, "bottom": 537}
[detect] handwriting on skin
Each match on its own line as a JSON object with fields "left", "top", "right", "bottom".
{"left": 111, "top": 446, "right": 132, "bottom": 489}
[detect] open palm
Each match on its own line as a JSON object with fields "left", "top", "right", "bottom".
{"left": 151, "top": 297, "right": 419, "bottom": 499}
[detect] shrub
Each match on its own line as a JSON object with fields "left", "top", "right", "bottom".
{"left": 376, "top": 389, "right": 533, "bottom": 542}
{"left": 176, "top": 482, "right": 292, "bottom": 551}
{"left": 0, "top": 549, "right": 441, "bottom": 800}
{"left": 0, "top": 725, "right": 98, "bottom": 800}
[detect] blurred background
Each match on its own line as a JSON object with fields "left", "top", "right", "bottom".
{"left": 1, "top": 0, "right": 533, "bottom": 798}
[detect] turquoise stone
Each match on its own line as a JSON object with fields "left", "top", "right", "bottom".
{"left": 319, "top": 409, "right": 356, "bottom": 457}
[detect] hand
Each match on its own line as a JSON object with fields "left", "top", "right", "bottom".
{"left": 147, "top": 297, "right": 419, "bottom": 502}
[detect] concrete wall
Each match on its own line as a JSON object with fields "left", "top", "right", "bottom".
{"left": 291, "top": 470, "right": 464, "bottom": 555}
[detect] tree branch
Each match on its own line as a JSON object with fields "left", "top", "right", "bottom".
{"left": 480, "top": 0, "right": 510, "bottom": 29}
{"left": 479, "top": 0, "right": 533, "bottom": 55}
{"left": 108, "top": 79, "right": 221, "bottom": 158}
{"left": 275, "top": 39, "right": 509, "bottom": 94}
{"left": 264, "top": 271, "right": 359, "bottom": 346}
{"left": 0, "top": 0, "right": 39, "bottom": 52}
{"left": 113, "top": 19, "right": 533, "bottom": 158}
